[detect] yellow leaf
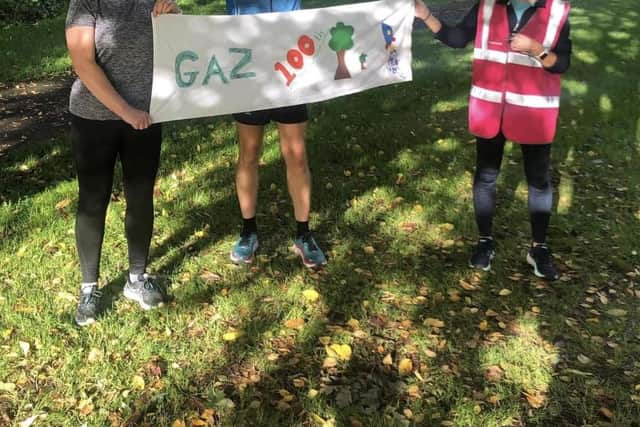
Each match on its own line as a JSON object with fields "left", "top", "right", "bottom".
{"left": 284, "top": 318, "right": 305, "bottom": 329}
{"left": 498, "top": 289, "right": 512, "bottom": 296}
{"left": 322, "top": 357, "right": 337, "bottom": 368}
{"left": 347, "top": 318, "right": 360, "bottom": 330}
{"left": 222, "top": 330, "right": 242, "bottom": 341}
{"left": 302, "top": 289, "right": 320, "bottom": 302}
{"left": 382, "top": 354, "right": 393, "bottom": 366}
{"left": 478, "top": 320, "right": 489, "bottom": 331}
{"left": 172, "top": 421, "right": 186, "bottom": 427}
{"left": 190, "top": 419, "right": 207, "bottom": 426}
{"left": 308, "top": 389, "right": 319, "bottom": 399}
{"left": 398, "top": 358, "right": 413, "bottom": 376}
{"left": 326, "top": 344, "right": 352, "bottom": 361}
{"left": 55, "top": 198, "right": 71, "bottom": 210}
{"left": 132, "top": 375, "right": 145, "bottom": 390}
{"left": 524, "top": 390, "right": 546, "bottom": 408}
{"left": 363, "top": 246, "right": 375, "bottom": 255}
{"left": 78, "top": 399, "right": 94, "bottom": 416}
{"left": 424, "top": 349, "right": 437, "bottom": 358}
{"left": 424, "top": 318, "right": 445, "bottom": 328}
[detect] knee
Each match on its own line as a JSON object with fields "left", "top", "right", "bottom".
{"left": 527, "top": 171, "right": 551, "bottom": 191}
{"left": 474, "top": 167, "right": 500, "bottom": 186}
{"left": 238, "top": 146, "right": 261, "bottom": 169}
{"left": 78, "top": 194, "right": 110, "bottom": 217}
{"left": 281, "top": 142, "right": 307, "bottom": 169}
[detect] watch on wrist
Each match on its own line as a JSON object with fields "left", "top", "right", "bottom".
{"left": 535, "top": 48, "right": 549, "bottom": 61}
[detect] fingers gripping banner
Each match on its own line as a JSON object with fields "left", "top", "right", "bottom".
{"left": 150, "top": 0, "right": 414, "bottom": 123}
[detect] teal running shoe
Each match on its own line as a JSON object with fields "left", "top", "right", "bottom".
{"left": 294, "top": 232, "right": 327, "bottom": 268}
{"left": 230, "top": 232, "right": 259, "bottom": 264}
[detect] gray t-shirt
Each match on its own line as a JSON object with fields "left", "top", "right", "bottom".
{"left": 66, "top": 0, "right": 155, "bottom": 120}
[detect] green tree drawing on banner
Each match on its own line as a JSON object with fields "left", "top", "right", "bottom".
{"left": 329, "top": 22, "right": 354, "bottom": 80}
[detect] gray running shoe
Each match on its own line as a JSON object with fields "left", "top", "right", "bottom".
{"left": 75, "top": 285, "right": 101, "bottom": 326}
{"left": 123, "top": 274, "right": 165, "bottom": 310}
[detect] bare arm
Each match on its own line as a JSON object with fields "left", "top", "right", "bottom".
{"left": 66, "top": 26, "right": 151, "bottom": 129}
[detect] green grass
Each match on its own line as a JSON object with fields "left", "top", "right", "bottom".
{"left": 1, "top": 0, "right": 640, "bottom": 425}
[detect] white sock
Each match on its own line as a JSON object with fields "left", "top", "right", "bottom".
{"left": 81, "top": 282, "right": 97, "bottom": 292}
{"left": 129, "top": 272, "right": 143, "bottom": 283}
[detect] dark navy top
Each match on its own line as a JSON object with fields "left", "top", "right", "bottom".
{"left": 226, "top": 0, "right": 301, "bottom": 15}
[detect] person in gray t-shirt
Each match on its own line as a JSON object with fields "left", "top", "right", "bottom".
{"left": 66, "top": 0, "right": 179, "bottom": 326}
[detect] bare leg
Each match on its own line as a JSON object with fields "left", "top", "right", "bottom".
{"left": 277, "top": 122, "right": 310, "bottom": 222}
{"left": 235, "top": 123, "right": 264, "bottom": 219}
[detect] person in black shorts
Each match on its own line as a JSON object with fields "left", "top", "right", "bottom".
{"left": 65, "top": 0, "right": 180, "bottom": 325}
{"left": 229, "top": 103, "right": 327, "bottom": 268}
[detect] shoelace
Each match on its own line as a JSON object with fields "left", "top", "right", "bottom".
{"left": 239, "top": 234, "right": 254, "bottom": 247}
{"left": 81, "top": 289, "right": 102, "bottom": 306}
{"left": 534, "top": 245, "right": 551, "bottom": 264}
{"left": 302, "top": 233, "right": 319, "bottom": 252}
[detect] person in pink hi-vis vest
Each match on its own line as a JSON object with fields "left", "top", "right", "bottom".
{"left": 415, "top": 0, "right": 572, "bottom": 280}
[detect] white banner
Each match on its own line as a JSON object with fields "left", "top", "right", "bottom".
{"left": 150, "top": 0, "right": 414, "bottom": 123}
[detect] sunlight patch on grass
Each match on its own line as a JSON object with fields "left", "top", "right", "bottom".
{"left": 573, "top": 48, "right": 599, "bottom": 65}
{"left": 599, "top": 94, "right": 612, "bottom": 113}
{"left": 562, "top": 79, "right": 588, "bottom": 96}
{"left": 557, "top": 173, "right": 574, "bottom": 215}
{"left": 479, "top": 316, "right": 557, "bottom": 393}
{"left": 430, "top": 97, "right": 467, "bottom": 114}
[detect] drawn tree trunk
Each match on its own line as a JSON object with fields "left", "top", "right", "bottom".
{"left": 335, "top": 50, "right": 351, "bottom": 80}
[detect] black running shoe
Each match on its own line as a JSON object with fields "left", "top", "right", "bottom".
{"left": 123, "top": 274, "right": 165, "bottom": 310}
{"left": 468, "top": 238, "right": 496, "bottom": 271}
{"left": 75, "top": 285, "right": 101, "bottom": 326}
{"left": 526, "top": 244, "right": 559, "bottom": 281}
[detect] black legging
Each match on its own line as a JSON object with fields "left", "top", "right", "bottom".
{"left": 473, "top": 132, "right": 552, "bottom": 243}
{"left": 70, "top": 114, "right": 162, "bottom": 283}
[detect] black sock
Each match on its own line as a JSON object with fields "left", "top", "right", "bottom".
{"left": 241, "top": 217, "right": 257, "bottom": 236}
{"left": 296, "top": 221, "right": 309, "bottom": 238}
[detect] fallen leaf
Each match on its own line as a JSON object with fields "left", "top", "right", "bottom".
{"left": 398, "top": 358, "right": 413, "bottom": 376}
{"left": 478, "top": 320, "right": 489, "bottom": 331}
{"left": 599, "top": 407, "right": 614, "bottom": 420}
{"left": 485, "top": 365, "right": 504, "bottom": 383}
{"left": 222, "top": 331, "right": 242, "bottom": 341}
{"left": 131, "top": 375, "right": 145, "bottom": 391}
{"left": 200, "top": 270, "right": 221, "bottom": 282}
{"left": 424, "top": 318, "right": 445, "bottom": 328}
{"left": 323, "top": 357, "right": 337, "bottom": 368}
{"left": 606, "top": 308, "right": 627, "bottom": 317}
{"left": 87, "top": 348, "right": 102, "bottom": 363}
{"left": 19, "top": 341, "right": 30, "bottom": 357}
{"left": 347, "top": 318, "right": 360, "bottom": 330}
{"left": 284, "top": 318, "right": 305, "bottom": 329}
{"left": 326, "top": 344, "right": 352, "bottom": 361}
{"left": 302, "top": 289, "right": 320, "bottom": 302}
{"left": 577, "top": 354, "right": 591, "bottom": 365}
{"left": 55, "top": 198, "right": 71, "bottom": 210}
{"left": 524, "top": 390, "right": 546, "bottom": 408}
{"left": 382, "top": 354, "right": 393, "bottom": 366}
{"left": 78, "top": 399, "right": 94, "bottom": 416}
{"left": 363, "top": 246, "right": 375, "bottom": 255}
{"left": 171, "top": 420, "right": 186, "bottom": 427}
{"left": 498, "top": 289, "right": 512, "bottom": 296}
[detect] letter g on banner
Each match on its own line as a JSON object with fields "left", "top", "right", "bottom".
{"left": 175, "top": 50, "right": 199, "bottom": 88}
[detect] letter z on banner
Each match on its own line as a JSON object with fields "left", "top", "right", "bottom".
{"left": 150, "top": 0, "right": 414, "bottom": 123}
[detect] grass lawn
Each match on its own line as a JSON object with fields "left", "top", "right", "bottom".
{"left": 1, "top": 0, "right": 639, "bottom": 426}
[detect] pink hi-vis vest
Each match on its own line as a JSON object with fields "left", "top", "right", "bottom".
{"left": 469, "top": 0, "right": 570, "bottom": 143}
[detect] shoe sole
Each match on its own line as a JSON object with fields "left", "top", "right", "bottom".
{"left": 123, "top": 288, "right": 164, "bottom": 311}
{"left": 75, "top": 317, "right": 96, "bottom": 327}
{"left": 230, "top": 242, "right": 259, "bottom": 265}
{"left": 468, "top": 252, "right": 495, "bottom": 272}
{"left": 293, "top": 244, "right": 327, "bottom": 269}
{"left": 526, "top": 253, "right": 559, "bottom": 281}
